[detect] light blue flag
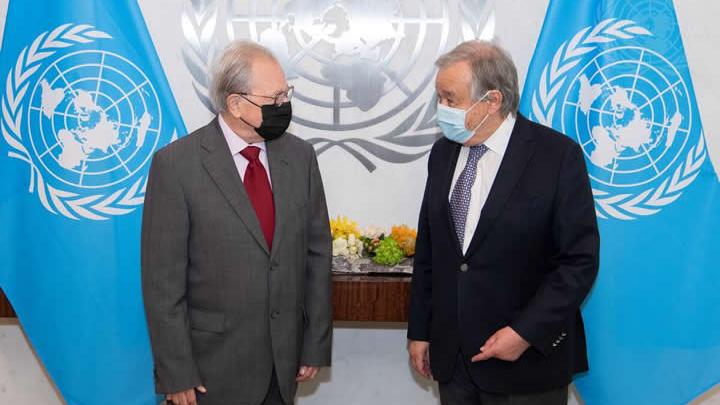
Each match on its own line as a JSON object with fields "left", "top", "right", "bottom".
{"left": 519, "top": 1, "right": 720, "bottom": 404}
{"left": 0, "top": 1, "right": 186, "bottom": 404}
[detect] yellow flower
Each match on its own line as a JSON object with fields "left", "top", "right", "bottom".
{"left": 391, "top": 225, "right": 417, "bottom": 257}
{"left": 330, "top": 216, "right": 361, "bottom": 239}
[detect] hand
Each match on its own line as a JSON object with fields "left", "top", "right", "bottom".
{"left": 408, "top": 340, "right": 432, "bottom": 379}
{"left": 296, "top": 366, "right": 319, "bottom": 382}
{"left": 471, "top": 327, "right": 530, "bottom": 362}
{"left": 166, "top": 386, "right": 206, "bottom": 405}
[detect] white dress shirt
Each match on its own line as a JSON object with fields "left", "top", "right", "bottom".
{"left": 218, "top": 114, "right": 272, "bottom": 188}
{"left": 449, "top": 114, "right": 516, "bottom": 254}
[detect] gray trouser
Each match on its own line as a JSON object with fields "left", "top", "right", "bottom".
{"left": 165, "top": 368, "right": 289, "bottom": 405}
{"left": 261, "top": 368, "right": 288, "bottom": 405}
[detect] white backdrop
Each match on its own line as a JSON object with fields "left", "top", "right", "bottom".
{"left": 1, "top": 0, "right": 719, "bottom": 404}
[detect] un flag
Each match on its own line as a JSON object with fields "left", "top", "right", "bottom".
{"left": 520, "top": 0, "right": 720, "bottom": 404}
{"left": 0, "top": 1, "right": 186, "bottom": 404}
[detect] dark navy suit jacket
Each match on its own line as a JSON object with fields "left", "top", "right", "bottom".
{"left": 408, "top": 113, "right": 600, "bottom": 394}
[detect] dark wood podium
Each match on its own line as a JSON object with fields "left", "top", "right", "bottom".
{"left": 0, "top": 287, "right": 15, "bottom": 317}
{"left": 1, "top": 274, "right": 412, "bottom": 322}
{"left": 332, "top": 274, "right": 411, "bottom": 322}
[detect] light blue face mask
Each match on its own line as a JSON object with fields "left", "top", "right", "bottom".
{"left": 436, "top": 91, "right": 492, "bottom": 144}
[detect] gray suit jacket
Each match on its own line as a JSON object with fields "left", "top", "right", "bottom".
{"left": 141, "top": 118, "right": 333, "bottom": 405}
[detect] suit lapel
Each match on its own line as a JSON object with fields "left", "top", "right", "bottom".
{"left": 437, "top": 140, "right": 465, "bottom": 257}
{"left": 266, "top": 137, "right": 292, "bottom": 261}
{"left": 200, "top": 119, "right": 270, "bottom": 255}
{"left": 465, "top": 115, "right": 536, "bottom": 256}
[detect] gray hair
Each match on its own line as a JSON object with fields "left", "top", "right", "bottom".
{"left": 209, "top": 40, "right": 278, "bottom": 111}
{"left": 436, "top": 40, "right": 519, "bottom": 116}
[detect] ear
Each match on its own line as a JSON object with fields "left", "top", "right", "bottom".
{"left": 486, "top": 90, "right": 504, "bottom": 115}
{"left": 226, "top": 94, "right": 244, "bottom": 118}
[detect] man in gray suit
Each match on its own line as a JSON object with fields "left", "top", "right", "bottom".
{"left": 142, "top": 40, "right": 333, "bottom": 405}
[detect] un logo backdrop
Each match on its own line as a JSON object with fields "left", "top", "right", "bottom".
{"left": 181, "top": 0, "right": 494, "bottom": 172}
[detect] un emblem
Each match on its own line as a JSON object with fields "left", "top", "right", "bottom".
{"left": 182, "top": 0, "right": 494, "bottom": 171}
{"left": 529, "top": 19, "right": 706, "bottom": 220}
{"left": 2, "top": 24, "right": 168, "bottom": 220}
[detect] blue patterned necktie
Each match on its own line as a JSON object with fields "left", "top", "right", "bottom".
{"left": 449, "top": 144, "right": 489, "bottom": 248}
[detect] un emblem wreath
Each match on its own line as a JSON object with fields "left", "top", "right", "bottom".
{"left": 2, "top": 24, "right": 166, "bottom": 220}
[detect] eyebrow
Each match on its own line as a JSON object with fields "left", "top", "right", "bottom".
{"left": 437, "top": 89, "right": 455, "bottom": 98}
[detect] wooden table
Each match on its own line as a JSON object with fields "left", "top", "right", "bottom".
{"left": 332, "top": 274, "right": 411, "bottom": 322}
{"left": 1, "top": 274, "right": 412, "bottom": 322}
{"left": 0, "top": 287, "right": 15, "bottom": 317}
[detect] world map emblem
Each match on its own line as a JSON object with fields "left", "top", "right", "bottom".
{"left": 529, "top": 19, "right": 706, "bottom": 220}
{"left": 1, "top": 24, "right": 171, "bottom": 220}
{"left": 182, "top": 0, "right": 494, "bottom": 171}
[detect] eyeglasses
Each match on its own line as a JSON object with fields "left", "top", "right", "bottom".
{"left": 240, "top": 85, "right": 294, "bottom": 107}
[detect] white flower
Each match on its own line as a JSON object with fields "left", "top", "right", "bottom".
{"left": 332, "top": 237, "right": 349, "bottom": 257}
{"left": 355, "top": 239, "right": 364, "bottom": 256}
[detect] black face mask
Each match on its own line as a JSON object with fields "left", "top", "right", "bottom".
{"left": 241, "top": 97, "right": 292, "bottom": 141}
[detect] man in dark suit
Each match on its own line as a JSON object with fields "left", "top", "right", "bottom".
{"left": 408, "top": 40, "right": 599, "bottom": 404}
{"left": 142, "top": 40, "right": 332, "bottom": 405}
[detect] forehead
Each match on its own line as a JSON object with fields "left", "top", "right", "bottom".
{"left": 435, "top": 60, "right": 472, "bottom": 94}
{"left": 249, "top": 56, "right": 287, "bottom": 93}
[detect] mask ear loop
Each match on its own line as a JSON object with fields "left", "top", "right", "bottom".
{"left": 235, "top": 94, "right": 266, "bottom": 130}
{"left": 466, "top": 90, "right": 495, "bottom": 134}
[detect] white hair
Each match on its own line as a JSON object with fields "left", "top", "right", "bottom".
{"left": 209, "top": 40, "right": 278, "bottom": 111}
{"left": 436, "top": 40, "right": 520, "bottom": 116}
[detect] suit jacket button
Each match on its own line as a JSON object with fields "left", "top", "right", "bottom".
{"left": 459, "top": 263, "right": 469, "bottom": 272}
{"left": 271, "top": 311, "right": 279, "bottom": 319}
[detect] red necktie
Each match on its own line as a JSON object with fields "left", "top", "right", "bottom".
{"left": 240, "top": 146, "right": 275, "bottom": 249}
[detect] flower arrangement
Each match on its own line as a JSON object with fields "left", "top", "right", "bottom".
{"left": 330, "top": 216, "right": 416, "bottom": 266}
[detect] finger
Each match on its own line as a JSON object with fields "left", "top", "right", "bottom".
{"left": 308, "top": 368, "right": 319, "bottom": 380}
{"left": 297, "top": 373, "right": 313, "bottom": 382}
{"left": 414, "top": 356, "right": 430, "bottom": 378}
{"left": 173, "top": 394, "right": 187, "bottom": 405}
{"left": 423, "top": 359, "right": 432, "bottom": 378}
{"left": 196, "top": 385, "right": 207, "bottom": 394}
{"left": 187, "top": 390, "right": 197, "bottom": 405}
{"left": 296, "top": 367, "right": 311, "bottom": 382}
{"left": 479, "top": 334, "right": 499, "bottom": 353}
{"left": 471, "top": 347, "right": 495, "bottom": 362}
{"left": 412, "top": 355, "right": 423, "bottom": 374}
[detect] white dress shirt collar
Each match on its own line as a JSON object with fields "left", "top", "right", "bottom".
{"left": 218, "top": 113, "right": 266, "bottom": 155}
{"left": 481, "top": 113, "right": 516, "bottom": 157}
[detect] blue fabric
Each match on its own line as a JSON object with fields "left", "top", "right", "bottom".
{"left": 519, "top": 1, "right": 720, "bottom": 404}
{"left": 0, "top": 1, "right": 186, "bottom": 404}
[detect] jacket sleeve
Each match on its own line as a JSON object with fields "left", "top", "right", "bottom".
{"left": 407, "top": 151, "right": 434, "bottom": 341}
{"left": 141, "top": 149, "right": 202, "bottom": 393}
{"left": 300, "top": 148, "right": 333, "bottom": 366}
{"left": 511, "top": 141, "right": 600, "bottom": 355}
